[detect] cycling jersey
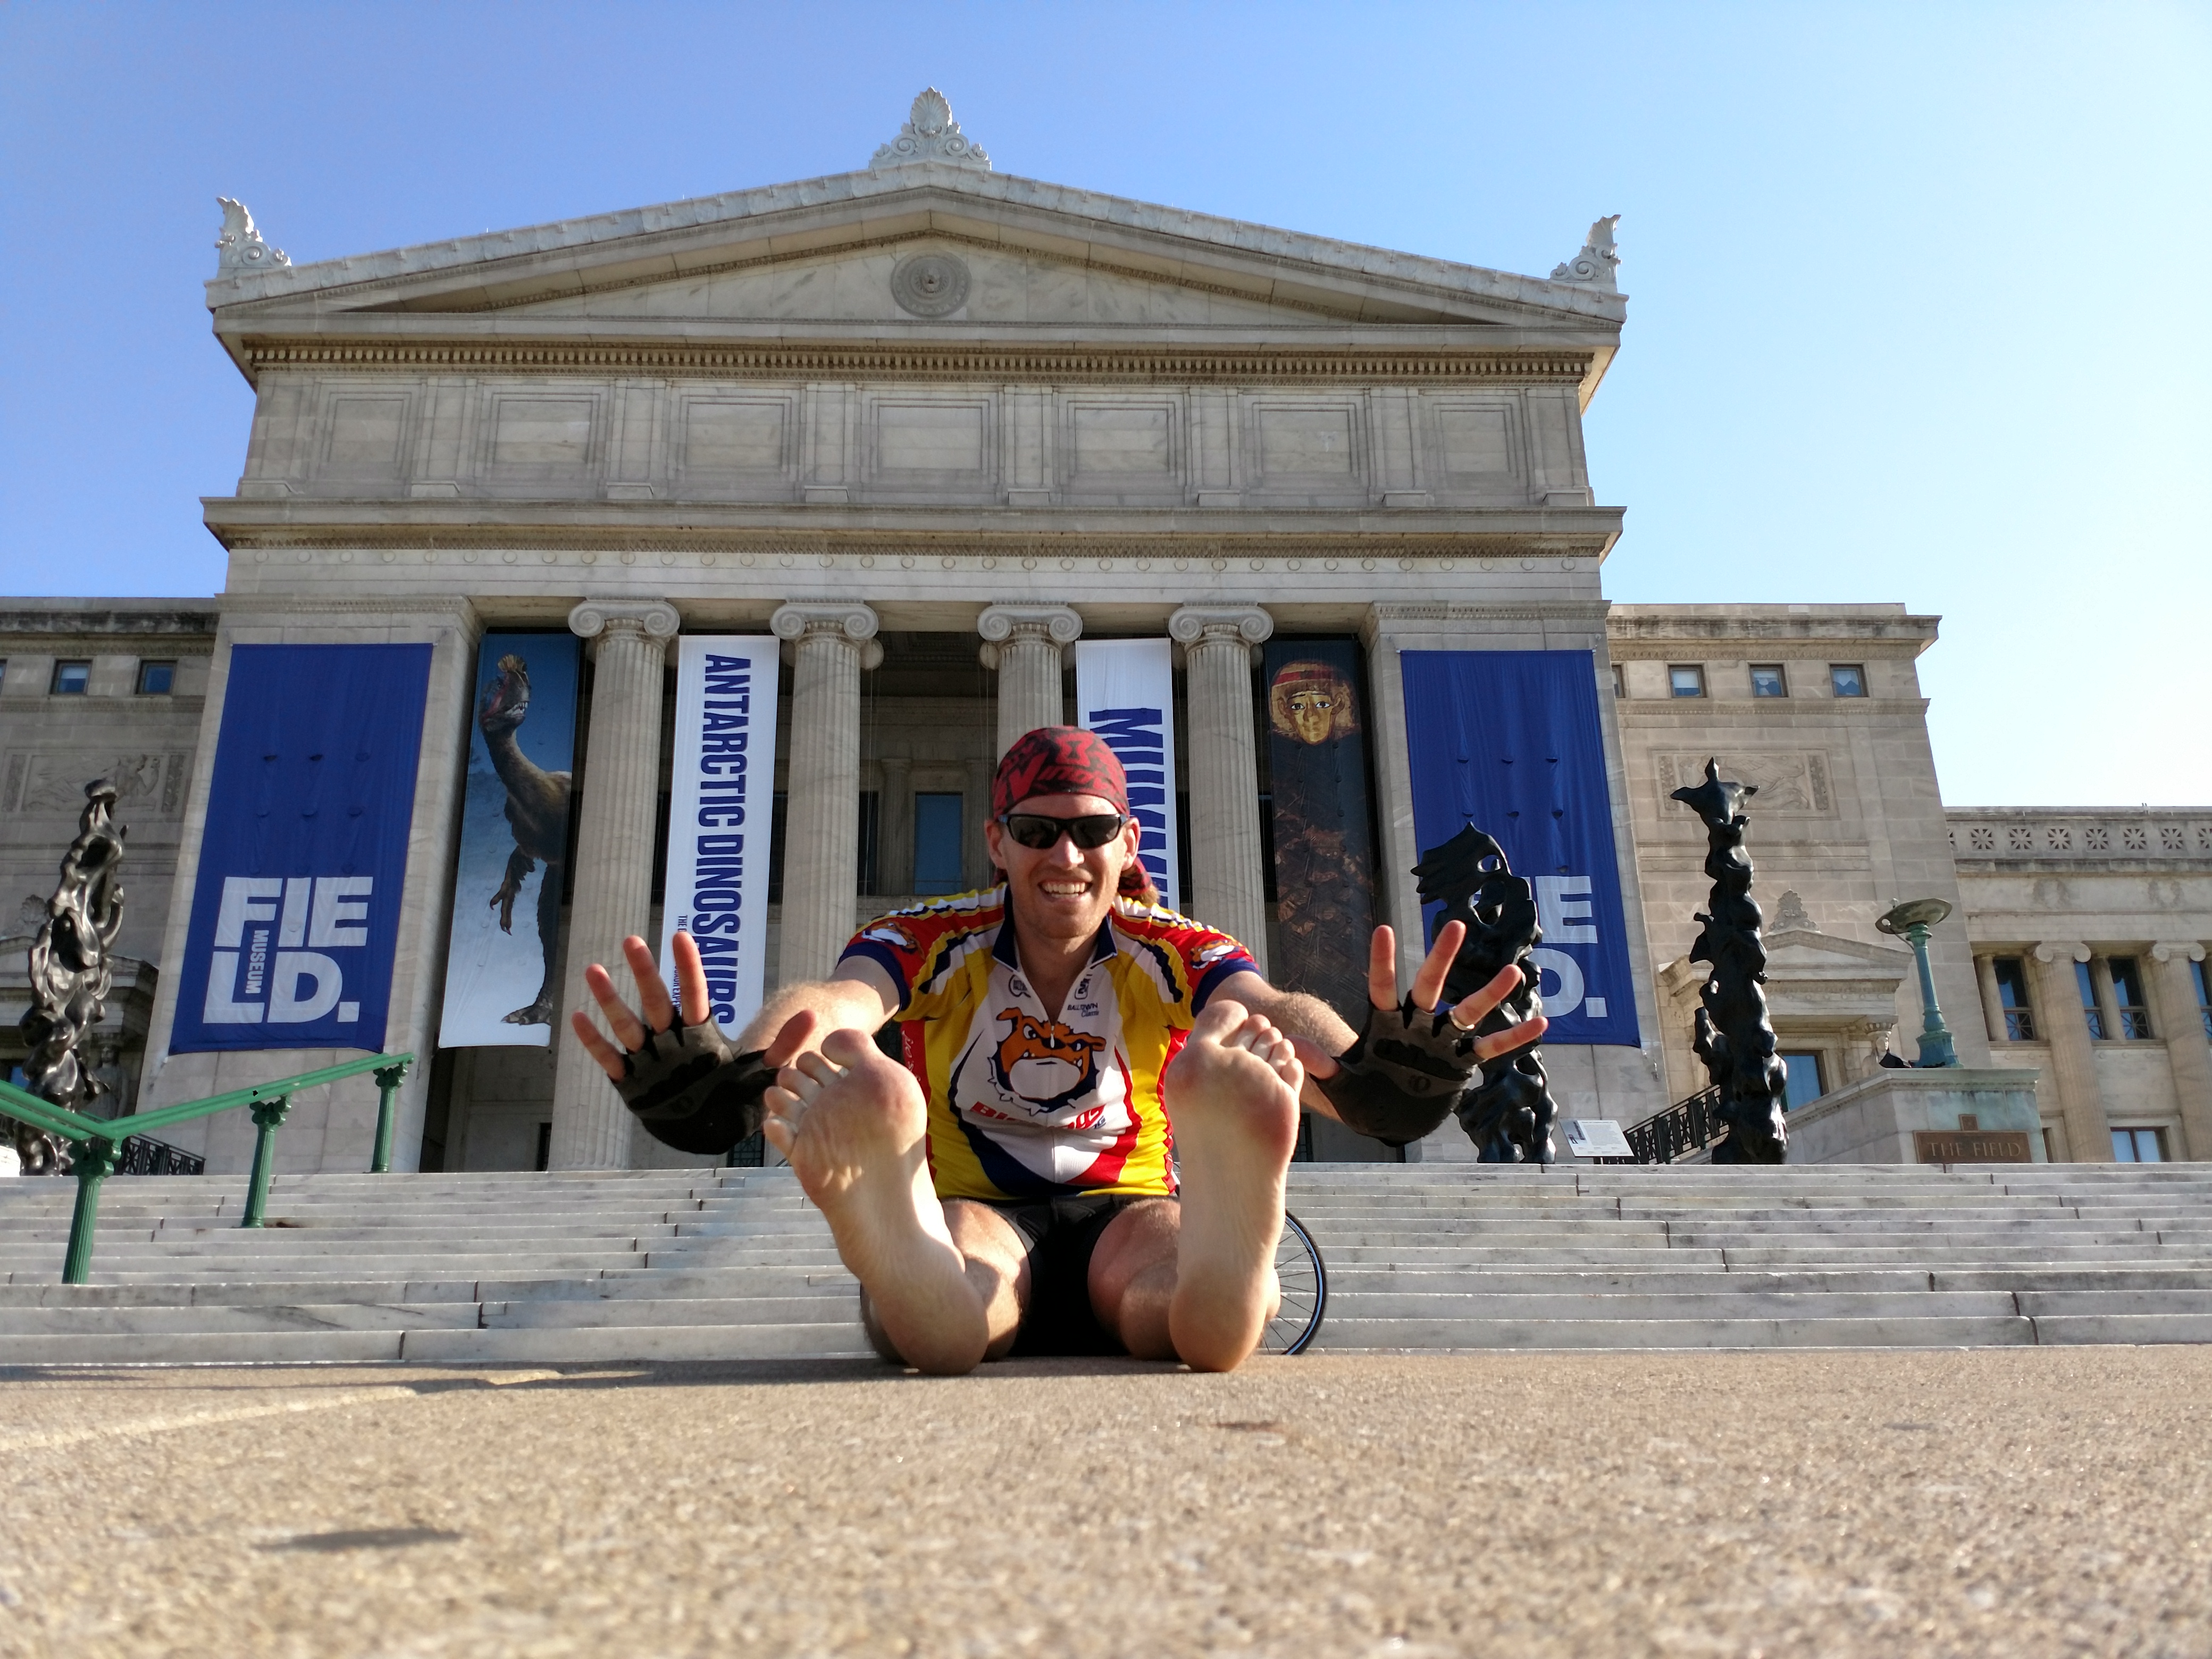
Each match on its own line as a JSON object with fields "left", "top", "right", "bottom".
{"left": 838, "top": 888, "right": 1260, "bottom": 1203}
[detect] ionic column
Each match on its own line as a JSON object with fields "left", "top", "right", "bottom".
{"left": 2149, "top": 943, "right": 2212, "bottom": 1159}
{"left": 1169, "top": 604, "right": 1273, "bottom": 969}
{"left": 770, "top": 601, "right": 880, "bottom": 983}
{"left": 548, "top": 598, "right": 681, "bottom": 1170}
{"left": 2029, "top": 941, "right": 2111, "bottom": 1161}
{"left": 978, "top": 604, "right": 1082, "bottom": 757}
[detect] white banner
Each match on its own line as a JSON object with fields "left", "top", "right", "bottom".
{"left": 1074, "top": 640, "right": 1180, "bottom": 912}
{"left": 660, "top": 637, "right": 781, "bottom": 1032}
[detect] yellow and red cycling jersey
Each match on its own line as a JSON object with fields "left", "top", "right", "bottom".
{"left": 838, "top": 888, "right": 1260, "bottom": 1203}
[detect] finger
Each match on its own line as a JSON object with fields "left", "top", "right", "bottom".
{"left": 672, "top": 931, "right": 711, "bottom": 1029}
{"left": 1446, "top": 964, "right": 1524, "bottom": 1033}
{"left": 1410, "top": 920, "right": 1465, "bottom": 1012}
{"left": 1473, "top": 1013, "right": 1548, "bottom": 1066}
{"left": 1289, "top": 1035, "right": 1338, "bottom": 1080}
{"left": 1367, "top": 926, "right": 1397, "bottom": 1011}
{"left": 585, "top": 962, "right": 647, "bottom": 1053}
{"left": 569, "top": 1010, "right": 628, "bottom": 1083}
{"left": 763, "top": 1009, "right": 821, "bottom": 1070}
{"left": 624, "top": 936, "right": 675, "bottom": 1034}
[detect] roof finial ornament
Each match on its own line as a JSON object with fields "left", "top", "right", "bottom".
{"left": 871, "top": 87, "right": 992, "bottom": 172}
{"left": 215, "top": 197, "right": 289, "bottom": 275}
{"left": 1549, "top": 214, "right": 1620, "bottom": 289}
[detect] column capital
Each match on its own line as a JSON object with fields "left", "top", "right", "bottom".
{"left": 1168, "top": 604, "right": 1273, "bottom": 647}
{"left": 568, "top": 599, "right": 680, "bottom": 641}
{"left": 2151, "top": 941, "right": 2209, "bottom": 965}
{"left": 977, "top": 604, "right": 1083, "bottom": 647}
{"left": 771, "top": 599, "right": 878, "bottom": 644}
{"left": 2033, "top": 941, "right": 2092, "bottom": 965}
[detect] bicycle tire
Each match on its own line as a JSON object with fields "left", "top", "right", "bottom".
{"left": 1262, "top": 1210, "right": 1328, "bottom": 1355}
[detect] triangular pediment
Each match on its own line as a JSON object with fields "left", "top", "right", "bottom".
{"left": 1762, "top": 927, "right": 1915, "bottom": 983}
{"left": 206, "top": 165, "right": 1626, "bottom": 340}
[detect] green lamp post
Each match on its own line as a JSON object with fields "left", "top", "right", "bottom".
{"left": 1876, "top": 897, "right": 1959, "bottom": 1069}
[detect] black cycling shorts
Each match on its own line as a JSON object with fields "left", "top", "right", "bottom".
{"left": 981, "top": 1192, "right": 1172, "bottom": 1357}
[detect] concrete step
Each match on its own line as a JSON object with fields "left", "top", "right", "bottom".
{"left": 1318, "top": 1314, "right": 2040, "bottom": 1349}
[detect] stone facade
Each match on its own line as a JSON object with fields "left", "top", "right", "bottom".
{"left": 4, "top": 97, "right": 2205, "bottom": 1170}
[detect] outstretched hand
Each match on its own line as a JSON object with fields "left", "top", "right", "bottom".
{"left": 570, "top": 931, "right": 819, "bottom": 1082}
{"left": 1292, "top": 921, "right": 1547, "bottom": 1080}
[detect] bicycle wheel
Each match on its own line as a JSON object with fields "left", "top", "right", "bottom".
{"left": 1261, "top": 1211, "right": 1328, "bottom": 1355}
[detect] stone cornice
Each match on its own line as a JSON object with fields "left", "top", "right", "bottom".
{"left": 233, "top": 337, "right": 1597, "bottom": 387}
{"left": 1368, "top": 600, "right": 1613, "bottom": 624}
{"left": 213, "top": 593, "right": 482, "bottom": 622}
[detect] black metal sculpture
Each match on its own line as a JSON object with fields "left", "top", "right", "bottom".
{"left": 1670, "top": 759, "right": 1787, "bottom": 1164}
{"left": 9, "top": 780, "right": 127, "bottom": 1175}
{"left": 1411, "top": 825, "right": 1556, "bottom": 1163}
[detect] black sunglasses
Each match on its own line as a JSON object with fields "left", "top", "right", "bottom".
{"left": 998, "top": 811, "right": 1132, "bottom": 851}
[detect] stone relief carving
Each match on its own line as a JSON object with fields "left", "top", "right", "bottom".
{"left": 1661, "top": 752, "right": 1831, "bottom": 816}
{"left": 1549, "top": 215, "right": 1621, "bottom": 288}
{"left": 1772, "top": 889, "right": 1813, "bottom": 931}
{"left": 19, "top": 755, "right": 175, "bottom": 818}
{"left": 890, "top": 252, "right": 973, "bottom": 317}
{"left": 216, "top": 197, "right": 290, "bottom": 274}
{"left": 870, "top": 88, "right": 992, "bottom": 172}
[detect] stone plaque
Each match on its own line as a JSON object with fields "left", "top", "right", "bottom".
{"left": 1564, "top": 1118, "right": 1635, "bottom": 1158}
{"left": 1913, "top": 1129, "right": 2032, "bottom": 1164}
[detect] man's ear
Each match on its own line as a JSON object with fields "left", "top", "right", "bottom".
{"left": 983, "top": 815, "right": 1004, "bottom": 867}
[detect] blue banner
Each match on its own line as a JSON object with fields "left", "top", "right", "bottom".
{"left": 1400, "top": 650, "right": 1640, "bottom": 1046}
{"left": 170, "top": 644, "right": 433, "bottom": 1054}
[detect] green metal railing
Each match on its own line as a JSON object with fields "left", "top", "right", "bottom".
{"left": 0, "top": 1052, "right": 411, "bottom": 1284}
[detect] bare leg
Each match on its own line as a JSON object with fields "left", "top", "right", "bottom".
{"left": 765, "top": 1029, "right": 995, "bottom": 1375}
{"left": 859, "top": 1200, "right": 1031, "bottom": 1364}
{"left": 1155, "top": 999, "right": 1303, "bottom": 1372}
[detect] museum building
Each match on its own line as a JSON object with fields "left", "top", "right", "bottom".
{"left": 3, "top": 94, "right": 2208, "bottom": 1174}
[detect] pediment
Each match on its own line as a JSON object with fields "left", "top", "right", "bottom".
{"left": 1762, "top": 927, "right": 1914, "bottom": 983}
{"left": 207, "top": 166, "right": 1626, "bottom": 341}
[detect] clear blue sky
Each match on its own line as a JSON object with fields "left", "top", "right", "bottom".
{"left": 3, "top": 2, "right": 2206, "bottom": 806}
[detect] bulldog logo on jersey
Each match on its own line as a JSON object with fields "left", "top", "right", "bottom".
{"left": 990, "top": 1008, "right": 1106, "bottom": 1114}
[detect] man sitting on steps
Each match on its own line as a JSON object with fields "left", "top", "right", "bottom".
{"left": 571, "top": 726, "right": 1547, "bottom": 1374}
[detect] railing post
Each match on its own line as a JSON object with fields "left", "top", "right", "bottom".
{"left": 370, "top": 1061, "right": 410, "bottom": 1174}
{"left": 240, "top": 1096, "right": 291, "bottom": 1228}
{"left": 63, "top": 1137, "right": 121, "bottom": 1285}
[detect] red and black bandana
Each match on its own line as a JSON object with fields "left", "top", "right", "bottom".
{"left": 992, "top": 726, "right": 1130, "bottom": 819}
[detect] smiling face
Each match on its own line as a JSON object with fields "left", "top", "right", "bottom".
{"left": 985, "top": 791, "right": 1141, "bottom": 949}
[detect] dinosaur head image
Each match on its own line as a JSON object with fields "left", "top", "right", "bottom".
{"left": 479, "top": 654, "right": 533, "bottom": 736}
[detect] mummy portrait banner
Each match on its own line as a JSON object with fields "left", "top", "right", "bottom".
{"left": 1263, "top": 639, "right": 1378, "bottom": 1021}
{"left": 1399, "top": 650, "right": 1643, "bottom": 1047}
{"left": 1074, "top": 639, "right": 1181, "bottom": 912}
{"left": 659, "top": 638, "right": 781, "bottom": 1029}
{"left": 436, "top": 632, "right": 581, "bottom": 1049}
{"left": 170, "top": 644, "right": 431, "bottom": 1054}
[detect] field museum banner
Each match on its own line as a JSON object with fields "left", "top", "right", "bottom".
{"left": 171, "top": 643, "right": 432, "bottom": 1054}
{"left": 437, "top": 633, "right": 582, "bottom": 1048}
{"left": 1398, "top": 650, "right": 1641, "bottom": 1046}
{"left": 1074, "top": 640, "right": 1181, "bottom": 911}
{"left": 1263, "top": 640, "right": 1377, "bottom": 1021}
{"left": 659, "top": 638, "right": 781, "bottom": 1029}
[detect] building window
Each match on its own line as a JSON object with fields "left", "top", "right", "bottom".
{"left": 2107, "top": 956, "right": 2153, "bottom": 1039}
{"left": 1749, "top": 664, "right": 1788, "bottom": 698}
{"left": 1829, "top": 664, "right": 1867, "bottom": 698}
{"left": 52, "top": 660, "right": 91, "bottom": 695}
{"left": 2075, "top": 959, "right": 2107, "bottom": 1040}
{"left": 2112, "top": 1126, "right": 2168, "bottom": 1162}
{"left": 534, "top": 1122, "right": 552, "bottom": 1172}
{"left": 1611, "top": 663, "right": 1625, "bottom": 698}
{"left": 856, "top": 791, "right": 881, "bottom": 895}
{"left": 1668, "top": 665, "right": 1706, "bottom": 698}
{"left": 136, "top": 660, "right": 175, "bottom": 695}
{"left": 2193, "top": 959, "right": 2211, "bottom": 1041}
{"left": 1991, "top": 957, "right": 2037, "bottom": 1041}
{"left": 1780, "top": 1051, "right": 1825, "bottom": 1110}
{"left": 912, "top": 793, "right": 965, "bottom": 895}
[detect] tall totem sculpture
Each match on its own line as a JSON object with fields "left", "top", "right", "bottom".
{"left": 9, "top": 780, "right": 128, "bottom": 1175}
{"left": 1670, "top": 759, "right": 1787, "bottom": 1164}
{"left": 1411, "top": 825, "right": 1557, "bottom": 1163}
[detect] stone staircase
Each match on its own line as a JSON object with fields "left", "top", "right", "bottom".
{"left": 3, "top": 1163, "right": 2211, "bottom": 1364}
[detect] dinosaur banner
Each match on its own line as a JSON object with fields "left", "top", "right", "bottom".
{"left": 659, "top": 637, "right": 781, "bottom": 1030}
{"left": 1073, "top": 639, "right": 1180, "bottom": 912}
{"left": 170, "top": 643, "right": 432, "bottom": 1054}
{"left": 1398, "top": 650, "right": 1641, "bottom": 1047}
{"left": 1262, "top": 639, "right": 1378, "bottom": 1023}
{"left": 437, "top": 633, "right": 581, "bottom": 1048}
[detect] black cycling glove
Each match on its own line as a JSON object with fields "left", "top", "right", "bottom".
{"left": 614, "top": 1016, "right": 776, "bottom": 1156}
{"left": 1313, "top": 996, "right": 1484, "bottom": 1147}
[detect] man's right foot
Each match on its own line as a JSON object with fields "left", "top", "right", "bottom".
{"left": 765, "top": 1028, "right": 988, "bottom": 1373}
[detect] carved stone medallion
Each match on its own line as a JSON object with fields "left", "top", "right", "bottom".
{"left": 890, "top": 253, "right": 971, "bottom": 318}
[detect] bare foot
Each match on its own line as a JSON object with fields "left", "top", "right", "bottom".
{"left": 765, "top": 1028, "right": 987, "bottom": 1374}
{"left": 1162, "top": 999, "right": 1303, "bottom": 1371}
